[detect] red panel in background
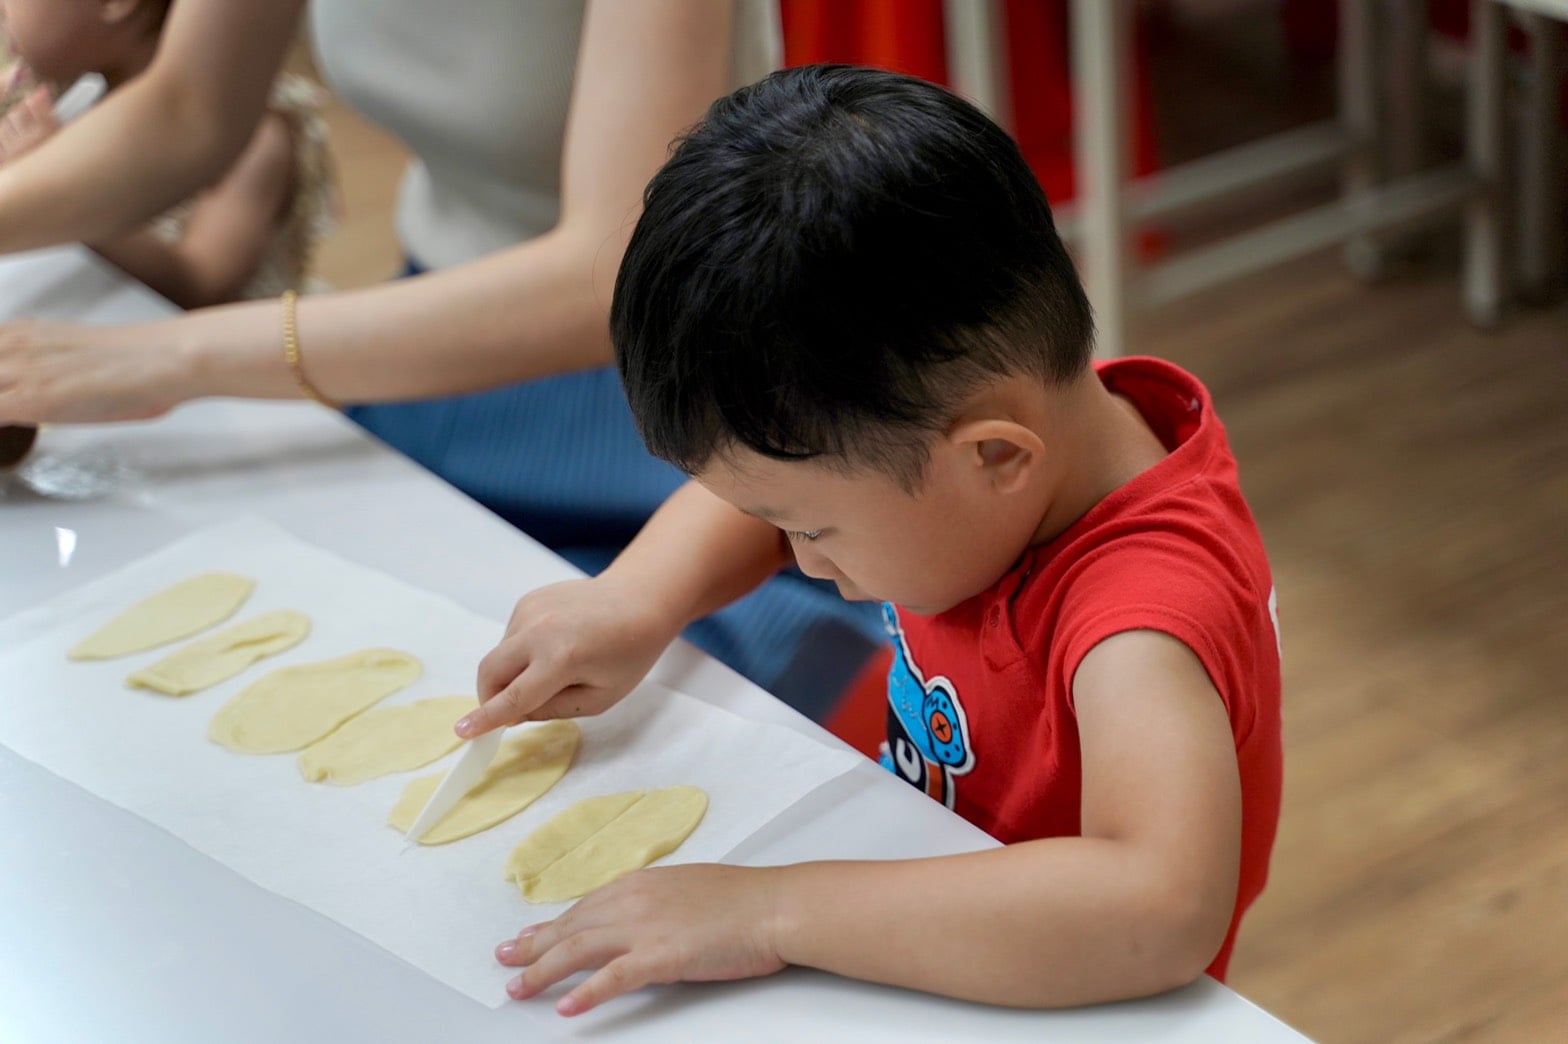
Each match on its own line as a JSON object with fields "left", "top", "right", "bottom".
{"left": 781, "top": 0, "right": 950, "bottom": 84}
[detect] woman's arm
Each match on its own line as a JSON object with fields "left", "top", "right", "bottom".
{"left": 0, "top": 0, "right": 300, "bottom": 253}
{"left": 0, "top": 0, "right": 743, "bottom": 424}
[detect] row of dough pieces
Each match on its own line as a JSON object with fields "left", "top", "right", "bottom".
{"left": 68, "top": 571, "right": 707, "bottom": 902}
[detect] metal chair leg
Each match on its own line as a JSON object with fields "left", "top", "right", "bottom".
{"left": 1464, "top": 0, "right": 1509, "bottom": 327}
{"left": 1071, "top": 0, "right": 1134, "bottom": 358}
{"left": 1515, "top": 12, "right": 1563, "bottom": 300}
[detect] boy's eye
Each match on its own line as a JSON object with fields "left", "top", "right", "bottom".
{"left": 786, "top": 529, "right": 823, "bottom": 542}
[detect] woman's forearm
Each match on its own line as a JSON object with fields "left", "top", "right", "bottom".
{"left": 156, "top": 227, "right": 622, "bottom": 403}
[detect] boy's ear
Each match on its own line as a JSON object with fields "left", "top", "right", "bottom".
{"left": 948, "top": 418, "right": 1043, "bottom": 495}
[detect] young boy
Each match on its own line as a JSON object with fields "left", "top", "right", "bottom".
{"left": 460, "top": 64, "right": 1282, "bottom": 1017}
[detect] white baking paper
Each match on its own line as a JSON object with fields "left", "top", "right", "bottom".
{"left": 0, "top": 517, "right": 861, "bottom": 1007}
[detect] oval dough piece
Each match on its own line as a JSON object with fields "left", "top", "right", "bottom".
{"left": 506, "top": 786, "right": 708, "bottom": 903}
{"left": 504, "top": 791, "right": 644, "bottom": 884}
{"left": 125, "top": 610, "right": 311, "bottom": 696}
{"left": 68, "top": 572, "right": 255, "bottom": 661}
{"left": 208, "top": 648, "right": 421, "bottom": 754}
{"left": 298, "top": 695, "right": 475, "bottom": 785}
{"left": 388, "top": 720, "right": 579, "bottom": 845}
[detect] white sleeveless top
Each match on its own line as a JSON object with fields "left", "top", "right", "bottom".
{"left": 309, "top": 0, "right": 780, "bottom": 271}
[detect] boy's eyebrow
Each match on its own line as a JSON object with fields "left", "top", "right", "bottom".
{"left": 740, "top": 506, "right": 784, "bottom": 524}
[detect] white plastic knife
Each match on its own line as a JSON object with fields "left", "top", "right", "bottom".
{"left": 401, "top": 727, "right": 503, "bottom": 850}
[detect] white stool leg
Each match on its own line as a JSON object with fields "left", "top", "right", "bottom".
{"left": 1464, "top": 0, "right": 1508, "bottom": 327}
{"left": 1386, "top": 0, "right": 1429, "bottom": 182}
{"left": 1516, "top": 12, "right": 1563, "bottom": 300}
{"left": 1071, "top": 0, "right": 1133, "bottom": 358}
{"left": 1340, "top": 0, "right": 1385, "bottom": 279}
{"left": 944, "top": 0, "right": 1012, "bottom": 131}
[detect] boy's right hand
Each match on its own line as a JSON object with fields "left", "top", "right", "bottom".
{"left": 457, "top": 576, "right": 681, "bottom": 738}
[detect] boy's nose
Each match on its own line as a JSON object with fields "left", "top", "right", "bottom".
{"left": 793, "top": 547, "right": 843, "bottom": 583}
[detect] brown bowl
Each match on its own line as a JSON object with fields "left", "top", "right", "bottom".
{"left": 0, "top": 425, "right": 39, "bottom": 469}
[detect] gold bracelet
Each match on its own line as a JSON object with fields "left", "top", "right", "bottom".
{"left": 280, "top": 289, "right": 337, "bottom": 409}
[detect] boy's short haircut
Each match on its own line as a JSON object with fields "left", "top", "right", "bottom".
{"left": 611, "top": 64, "right": 1094, "bottom": 488}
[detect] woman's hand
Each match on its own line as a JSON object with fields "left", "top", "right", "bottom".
{"left": 495, "top": 863, "right": 788, "bottom": 1016}
{"left": 0, "top": 86, "right": 58, "bottom": 164}
{"left": 461, "top": 574, "right": 685, "bottom": 736}
{"left": 0, "top": 319, "right": 196, "bottom": 423}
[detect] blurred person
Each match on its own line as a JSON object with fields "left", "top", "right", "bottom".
{"left": 0, "top": 0, "right": 336, "bottom": 306}
{"left": 0, "top": 0, "right": 884, "bottom": 718}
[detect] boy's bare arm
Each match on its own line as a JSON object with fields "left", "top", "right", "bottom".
{"left": 768, "top": 630, "right": 1241, "bottom": 1005}
{"left": 91, "top": 113, "right": 296, "bottom": 309}
{"left": 460, "top": 482, "right": 792, "bottom": 735}
{"left": 500, "top": 629, "right": 1242, "bottom": 1012}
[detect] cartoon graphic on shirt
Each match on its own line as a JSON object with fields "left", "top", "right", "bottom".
{"left": 878, "top": 604, "right": 974, "bottom": 809}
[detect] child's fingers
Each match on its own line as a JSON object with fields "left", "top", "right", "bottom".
{"left": 457, "top": 664, "right": 557, "bottom": 737}
{"left": 495, "top": 922, "right": 550, "bottom": 966}
{"left": 0, "top": 89, "right": 52, "bottom": 163}
{"left": 505, "top": 928, "right": 626, "bottom": 1001}
{"left": 10, "top": 95, "right": 39, "bottom": 135}
{"left": 474, "top": 634, "right": 530, "bottom": 703}
{"left": 24, "top": 87, "right": 56, "bottom": 133}
{"left": 557, "top": 955, "right": 658, "bottom": 1016}
{"left": 0, "top": 116, "right": 20, "bottom": 159}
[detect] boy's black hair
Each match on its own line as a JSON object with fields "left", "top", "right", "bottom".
{"left": 611, "top": 64, "right": 1094, "bottom": 487}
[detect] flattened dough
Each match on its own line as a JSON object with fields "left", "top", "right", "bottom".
{"left": 388, "top": 720, "right": 579, "bottom": 845}
{"left": 69, "top": 572, "right": 254, "bottom": 661}
{"left": 298, "top": 695, "right": 474, "bottom": 785}
{"left": 506, "top": 786, "right": 708, "bottom": 902}
{"left": 126, "top": 610, "right": 311, "bottom": 696}
{"left": 208, "top": 648, "right": 421, "bottom": 754}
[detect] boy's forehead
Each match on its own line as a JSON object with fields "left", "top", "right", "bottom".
{"left": 692, "top": 455, "right": 792, "bottom": 516}
{"left": 693, "top": 451, "right": 847, "bottom": 520}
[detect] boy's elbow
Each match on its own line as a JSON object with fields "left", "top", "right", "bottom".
{"left": 1140, "top": 884, "right": 1231, "bottom": 994}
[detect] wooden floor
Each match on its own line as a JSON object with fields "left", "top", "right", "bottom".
{"left": 296, "top": 15, "right": 1567, "bottom": 1042}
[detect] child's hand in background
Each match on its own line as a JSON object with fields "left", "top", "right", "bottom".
{"left": 460, "top": 575, "right": 684, "bottom": 737}
{"left": 495, "top": 863, "right": 787, "bottom": 1016}
{"left": 0, "top": 86, "right": 57, "bottom": 163}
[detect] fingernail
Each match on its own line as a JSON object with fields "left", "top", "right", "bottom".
{"left": 496, "top": 941, "right": 516, "bottom": 960}
{"left": 507, "top": 975, "right": 526, "bottom": 998}
{"left": 558, "top": 994, "right": 582, "bottom": 1016}
{"left": 455, "top": 716, "right": 476, "bottom": 737}
{"left": 517, "top": 925, "right": 538, "bottom": 938}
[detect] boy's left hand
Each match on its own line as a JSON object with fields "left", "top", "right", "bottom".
{"left": 0, "top": 86, "right": 58, "bottom": 164}
{"left": 496, "top": 863, "right": 788, "bottom": 1016}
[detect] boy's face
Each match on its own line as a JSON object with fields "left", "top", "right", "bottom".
{"left": 696, "top": 435, "right": 1048, "bottom": 617}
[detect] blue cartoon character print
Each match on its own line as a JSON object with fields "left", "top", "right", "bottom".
{"left": 878, "top": 604, "right": 974, "bottom": 809}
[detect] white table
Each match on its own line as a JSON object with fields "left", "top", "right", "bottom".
{"left": 0, "top": 247, "right": 1309, "bottom": 1042}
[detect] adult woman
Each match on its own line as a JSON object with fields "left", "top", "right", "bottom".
{"left": 0, "top": 0, "right": 882, "bottom": 716}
